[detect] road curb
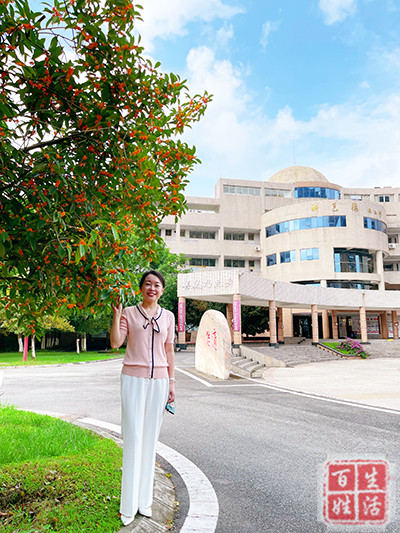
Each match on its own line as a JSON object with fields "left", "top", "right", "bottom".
{"left": 78, "top": 418, "right": 219, "bottom": 533}
{"left": 71, "top": 417, "right": 175, "bottom": 533}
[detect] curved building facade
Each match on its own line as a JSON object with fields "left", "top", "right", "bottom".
{"left": 160, "top": 166, "right": 400, "bottom": 339}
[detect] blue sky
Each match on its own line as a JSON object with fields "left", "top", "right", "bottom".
{"left": 135, "top": 0, "right": 400, "bottom": 197}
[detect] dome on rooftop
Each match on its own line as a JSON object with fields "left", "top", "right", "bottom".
{"left": 269, "top": 166, "right": 329, "bottom": 183}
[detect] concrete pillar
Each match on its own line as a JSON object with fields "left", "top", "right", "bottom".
{"left": 283, "top": 308, "right": 293, "bottom": 338}
{"left": 269, "top": 300, "right": 278, "bottom": 346}
{"left": 311, "top": 304, "right": 319, "bottom": 344}
{"left": 232, "top": 294, "right": 242, "bottom": 347}
{"left": 277, "top": 307, "right": 284, "bottom": 343}
{"left": 391, "top": 310, "right": 399, "bottom": 340}
{"left": 331, "top": 310, "right": 338, "bottom": 340}
{"left": 322, "top": 310, "right": 329, "bottom": 340}
{"left": 380, "top": 312, "right": 389, "bottom": 339}
{"left": 359, "top": 306, "right": 368, "bottom": 343}
{"left": 376, "top": 250, "right": 385, "bottom": 290}
{"left": 177, "top": 297, "right": 186, "bottom": 349}
{"left": 226, "top": 303, "right": 233, "bottom": 343}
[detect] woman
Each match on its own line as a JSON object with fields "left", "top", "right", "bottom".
{"left": 110, "top": 270, "right": 175, "bottom": 526}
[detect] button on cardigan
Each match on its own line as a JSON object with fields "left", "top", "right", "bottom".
{"left": 119, "top": 305, "right": 175, "bottom": 379}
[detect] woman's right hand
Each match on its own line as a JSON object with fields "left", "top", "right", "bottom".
{"left": 111, "top": 300, "right": 123, "bottom": 316}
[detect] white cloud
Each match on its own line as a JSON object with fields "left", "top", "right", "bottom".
{"left": 216, "top": 22, "right": 234, "bottom": 49}
{"left": 180, "top": 44, "right": 400, "bottom": 195}
{"left": 135, "top": 0, "right": 244, "bottom": 52}
{"left": 318, "top": 0, "right": 357, "bottom": 24}
{"left": 370, "top": 45, "right": 400, "bottom": 77}
{"left": 260, "top": 20, "right": 280, "bottom": 51}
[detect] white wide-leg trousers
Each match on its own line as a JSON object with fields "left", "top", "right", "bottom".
{"left": 120, "top": 375, "right": 169, "bottom": 517}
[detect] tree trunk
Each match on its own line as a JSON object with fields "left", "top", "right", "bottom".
{"left": 82, "top": 333, "right": 87, "bottom": 352}
{"left": 31, "top": 335, "right": 36, "bottom": 359}
{"left": 41, "top": 335, "right": 46, "bottom": 349}
{"left": 18, "top": 335, "right": 23, "bottom": 352}
{"left": 76, "top": 337, "right": 80, "bottom": 354}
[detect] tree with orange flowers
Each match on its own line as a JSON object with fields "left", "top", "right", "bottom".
{"left": 0, "top": 0, "right": 210, "bottom": 337}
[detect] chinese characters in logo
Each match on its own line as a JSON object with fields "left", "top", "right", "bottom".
{"left": 323, "top": 459, "right": 389, "bottom": 526}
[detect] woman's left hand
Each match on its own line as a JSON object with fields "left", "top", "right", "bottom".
{"left": 168, "top": 381, "right": 175, "bottom": 403}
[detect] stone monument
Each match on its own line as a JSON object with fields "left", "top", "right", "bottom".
{"left": 195, "top": 309, "right": 231, "bottom": 380}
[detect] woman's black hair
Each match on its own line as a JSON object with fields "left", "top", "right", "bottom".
{"left": 139, "top": 270, "right": 166, "bottom": 289}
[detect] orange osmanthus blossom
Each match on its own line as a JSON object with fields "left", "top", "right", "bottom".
{"left": 0, "top": 0, "right": 210, "bottom": 336}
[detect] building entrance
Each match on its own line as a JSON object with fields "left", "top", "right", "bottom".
{"left": 293, "top": 315, "right": 312, "bottom": 338}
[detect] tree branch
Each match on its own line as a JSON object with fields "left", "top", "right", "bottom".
{"left": 21, "top": 131, "right": 85, "bottom": 153}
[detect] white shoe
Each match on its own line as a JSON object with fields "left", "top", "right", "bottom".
{"left": 139, "top": 506, "right": 152, "bottom": 518}
{"left": 121, "top": 514, "right": 135, "bottom": 526}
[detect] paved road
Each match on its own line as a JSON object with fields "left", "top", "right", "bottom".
{"left": 2, "top": 354, "right": 400, "bottom": 532}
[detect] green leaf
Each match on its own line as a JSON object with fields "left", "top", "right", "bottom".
{"left": 111, "top": 224, "right": 119, "bottom": 241}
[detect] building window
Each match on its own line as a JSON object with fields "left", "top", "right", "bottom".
{"left": 363, "top": 217, "right": 387, "bottom": 233}
{"left": 266, "top": 215, "right": 346, "bottom": 237}
{"left": 224, "top": 259, "right": 245, "bottom": 268}
{"left": 294, "top": 187, "right": 340, "bottom": 199}
{"left": 224, "top": 232, "right": 245, "bottom": 241}
{"left": 384, "top": 264, "right": 394, "bottom": 271}
{"left": 266, "top": 254, "right": 276, "bottom": 266}
{"left": 294, "top": 281, "right": 321, "bottom": 286}
{"left": 223, "top": 185, "right": 261, "bottom": 196}
{"left": 334, "top": 248, "right": 374, "bottom": 273}
{"left": 327, "top": 280, "right": 378, "bottom": 290}
{"left": 189, "top": 258, "right": 216, "bottom": 267}
{"left": 165, "top": 229, "right": 172, "bottom": 237}
{"left": 249, "top": 260, "right": 255, "bottom": 268}
{"left": 344, "top": 194, "right": 363, "bottom": 201}
{"left": 180, "top": 229, "right": 186, "bottom": 237}
{"left": 280, "top": 250, "right": 296, "bottom": 263}
{"left": 264, "top": 188, "right": 291, "bottom": 198}
{"left": 189, "top": 230, "right": 216, "bottom": 239}
{"left": 248, "top": 233, "right": 255, "bottom": 241}
{"left": 378, "top": 195, "right": 390, "bottom": 202}
{"left": 300, "top": 248, "right": 319, "bottom": 261}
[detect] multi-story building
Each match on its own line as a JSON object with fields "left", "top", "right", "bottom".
{"left": 160, "top": 165, "right": 400, "bottom": 339}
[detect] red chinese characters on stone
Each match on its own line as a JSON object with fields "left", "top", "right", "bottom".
{"left": 205, "top": 329, "right": 218, "bottom": 351}
{"left": 323, "top": 460, "right": 389, "bottom": 526}
{"left": 205, "top": 330, "right": 211, "bottom": 348}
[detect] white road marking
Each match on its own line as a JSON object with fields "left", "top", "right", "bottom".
{"left": 79, "top": 417, "right": 219, "bottom": 533}
{"left": 157, "top": 441, "right": 219, "bottom": 533}
{"left": 175, "top": 367, "right": 400, "bottom": 416}
{"left": 230, "top": 373, "right": 400, "bottom": 416}
{"left": 176, "top": 367, "right": 213, "bottom": 387}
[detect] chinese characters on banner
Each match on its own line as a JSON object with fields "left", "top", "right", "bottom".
{"left": 205, "top": 329, "right": 218, "bottom": 351}
{"left": 178, "top": 301, "right": 185, "bottom": 333}
{"left": 323, "top": 459, "right": 390, "bottom": 526}
{"left": 232, "top": 298, "right": 241, "bottom": 332}
{"left": 182, "top": 277, "right": 235, "bottom": 292}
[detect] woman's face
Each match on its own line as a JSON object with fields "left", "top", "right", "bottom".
{"left": 140, "top": 274, "right": 164, "bottom": 304}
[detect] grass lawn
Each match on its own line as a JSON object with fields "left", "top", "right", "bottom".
{"left": 0, "top": 405, "right": 123, "bottom": 532}
{"left": 0, "top": 349, "right": 125, "bottom": 366}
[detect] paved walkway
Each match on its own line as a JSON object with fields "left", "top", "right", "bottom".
{"left": 257, "top": 340, "right": 400, "bottom": 412}
{"left": 249, "top": 338, "right": 400, "bottom": 366}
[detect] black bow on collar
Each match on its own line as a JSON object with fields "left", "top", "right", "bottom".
{"left": 137, "top": 305, "right": 162, "bottom": 333}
